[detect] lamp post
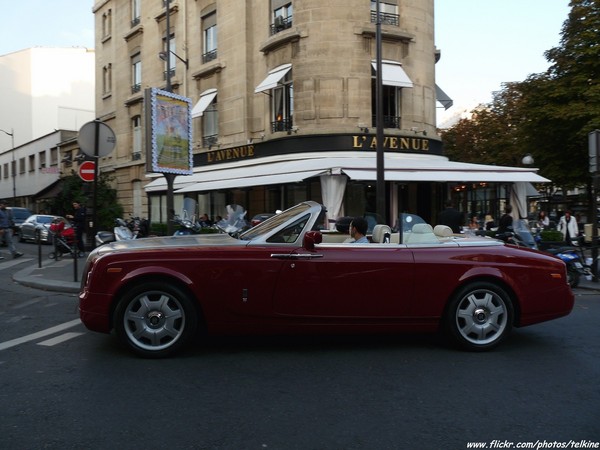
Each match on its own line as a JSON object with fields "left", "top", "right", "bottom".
{"left": 0, "top": 128, "right": 16, "bottom": 205}
{"left": 164, "top": 0, "right": 176, "bottom": 235}
{"left": 375, "top": 0, "right": 386, "bottom": 224}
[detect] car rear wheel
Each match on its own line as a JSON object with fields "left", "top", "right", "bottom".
{"left": 445, "top": 281, "right": 513, "bottom": 351}
{"left": 114, "top": 282, "right": 198, "bottom": 358}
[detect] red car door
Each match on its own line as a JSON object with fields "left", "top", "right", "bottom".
{"left": 272, "top": 245, "right": 415, "bottom": 318}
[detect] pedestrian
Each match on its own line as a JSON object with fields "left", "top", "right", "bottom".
{"left": 496, "top": 204, "right": 514, "bottom": 234}
{"left": 0, "top": 199, "right": 24, "bottom": 259}
{"left": 537, "top": 211, "right": 550, "bottom": 229}
{"left": 558, "top": 210, "right": 579, "bottom": 245}
{"left": 66, "top": 201, "right": 86, "bottom": 254}
{"left": 438, "top": 200, "right": 463, "bottom": 234}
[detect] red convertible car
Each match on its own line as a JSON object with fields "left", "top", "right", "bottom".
{"left": 79, "top": 201, "right": 574, "bottom": 357}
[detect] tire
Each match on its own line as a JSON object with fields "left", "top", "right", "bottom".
{"left": 567, "top": 267, "right": 580, "bottom": 288}
{"left": 445, "top": 281, "right": 514, "bottom": 351}
{"left": 114, "top": 282, "right": 198, "bottom": 358}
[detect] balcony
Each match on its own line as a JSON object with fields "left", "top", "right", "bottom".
{"left": 202, "top": 134, "right": 219, "bottom": 147}
{"left": 202, "top": 49, "right": 218, "bottom": 64}
{"left": 371, "top": 115, "right": 401, "bottom": 129}
{"left": 131, "top": 83, "right": 141, "bottom": 94}
{"left": 270, "top": 15, "right": 293, "bottom": 35}
{"left": 370, "top": 11, "right": 399, "bottom": 26}
{"left": 271, "top": 118, "right": 293, "bottom": 133}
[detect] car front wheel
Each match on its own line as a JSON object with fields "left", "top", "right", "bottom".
{"left": 114, "top": 282, "right": 198, "bottom": 358}
{"left": 445, "top": 281, "right": 514, "bottom": 351}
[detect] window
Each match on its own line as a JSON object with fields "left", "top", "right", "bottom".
{"left": 50, "top": 148, "right": 58, "bottom": 166}
{"left": 131, "top": 0, "right": 141, "bottom": 27}
{"left": 162, "top": 32, "right": 177, "bottom": 79}
{"left": 371, "top": 61, "right": 413, "bottom": 128}
{"left": 103, "top": 64, "right": 112, "bottom": 95}
{"left": 131, "top": 53, "right": 142, "bottom": 93}
{"left": 19, "top": 157, "right": 25, "bottom": 174}
{"left": 272, "top": 70, "right": 293, "bottom": 132}
{"left": 102, "top": 9, "right": 112, "bottom": 38}
{"left": 370, "top": 1, "right": 399, "bottom": 26}
{"left": 2, "top": 163, "right": 7, "bottom": 179}
{"left": 132, "top": 116, "right": 142, "bottom": 159}
{"left": 28, "top": 154, "right": 35, "bottom": 172}
{"left": 271, "top": 1, "right": 293, "bottom": 35}
{"left": 202, "top": 95, "right": 219, "bottom": 147}
{"left": 202, "top": 11, "right": 217, "bottom": 63}
{"left": 39, "top": 151, "right": 46, "bottom": 169}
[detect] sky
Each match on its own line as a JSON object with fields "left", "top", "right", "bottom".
{"left": 435, "top": 0, "right": 571, "bottom": 126}
{"left": 0, "top": 1, "right": 571, "bottom": 128}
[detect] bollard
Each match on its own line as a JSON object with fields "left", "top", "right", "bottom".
{"left": 73, "top": 231, "right": 78, "bottom": 283}
{"left": 36, "top": 229, "right": 42, "bottom": 268}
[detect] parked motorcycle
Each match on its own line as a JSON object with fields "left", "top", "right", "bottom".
{"left": 95, "top": 216, "right": 149, "bottom": 246}
{"left": 496, "top": 220, "right": 589, "bottom": 288}
{"left": 545, "top": 243, "right": 590, "bottom": 288}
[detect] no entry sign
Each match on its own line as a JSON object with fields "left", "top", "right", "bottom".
{"left": 78, "top": 161, "right": 96, "bottom": 182}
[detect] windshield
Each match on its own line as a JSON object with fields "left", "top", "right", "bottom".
{"left": 239, "top": 203, "right": 314, "bottom": 241}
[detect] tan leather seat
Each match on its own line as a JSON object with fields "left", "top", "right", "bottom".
{"left": 371, "top": 224, "right": 392, "bottom": 243}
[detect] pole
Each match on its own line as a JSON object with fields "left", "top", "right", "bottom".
{"left": 164, "top": 0, "right": 175, "bottom": 235}
{"left": 92, "top": 120, "right": 100, "bottom": 249}
{"left": 375, "top": 0, "right": 386, "bottom": 224}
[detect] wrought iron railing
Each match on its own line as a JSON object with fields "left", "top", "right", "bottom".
{"left": 271, "top": 118, "right": 293, "bottom": 133}
{"left": 371, "top": 115, "right": 401, "bottom": 129}
{"left": 270, "top": 16, "right": 293, "bottom": 35}
{"left": 370, "top": 11, "right": 399, "bottom": 26}
{"left": 202, "top": 49, "right": 218, "bottom": 64}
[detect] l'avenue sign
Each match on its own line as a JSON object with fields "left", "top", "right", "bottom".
{"left": 194, "top": 133, "right": 442, "bottom": 166}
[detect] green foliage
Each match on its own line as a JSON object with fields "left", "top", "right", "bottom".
{"left": 49, "top": 171, "right": 123, "bottom": 231}
{"left": 440, "top": 0, "right": 600, "bottom": 193}
{"left": 540, "top": 230, "right": 564, "bottom": 242}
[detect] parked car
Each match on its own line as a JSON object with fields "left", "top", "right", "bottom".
{"left": 79, "top": 201, "right": 574, "bottom": 358}
{"left": 6, "top": 206, "right": 32, "bottom": 238}
{"left": 19, "top": 215, "right": 70, "bottom": 243}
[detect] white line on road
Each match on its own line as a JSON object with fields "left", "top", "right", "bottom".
{"left": 0, "top": 319, "right": 82, "bottom": 351}
{"left": 37, "top": 332, "right": 84, "bottom": 347}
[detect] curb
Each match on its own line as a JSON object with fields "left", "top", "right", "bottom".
{"left": 12, "top": 263, "right": 80, "bottom": 294}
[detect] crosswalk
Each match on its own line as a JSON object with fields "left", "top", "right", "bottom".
{"left": 0, "top": 319, "right": 83, "bottom": 351}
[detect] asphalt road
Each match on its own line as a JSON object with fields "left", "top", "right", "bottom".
{"left": 0, "top": 243, "right": 599, "bottom": 450}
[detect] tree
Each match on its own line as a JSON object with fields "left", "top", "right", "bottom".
{"left": 49, "top": 171, "right": 123, "bottom": 231}
{"left": 440, "top": 0, "right": 600, "bottom": 193}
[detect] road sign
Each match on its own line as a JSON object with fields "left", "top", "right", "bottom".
{"left": 78, "top": 161, "right": 96, "bottom": 182}
{"left": 78, "top": 121, "right": 116, "bottom": 158}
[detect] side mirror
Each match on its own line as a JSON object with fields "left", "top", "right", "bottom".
{"left": 303, "top": 231, "right": 322, "bottom": 250}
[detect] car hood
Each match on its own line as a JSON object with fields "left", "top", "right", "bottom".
{"left": 94, "top": 233, "right": 244, "bottom": 256}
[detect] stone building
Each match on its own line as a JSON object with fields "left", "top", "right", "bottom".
{"left": 92, "top": 0, "right": 545, "bottom": 227}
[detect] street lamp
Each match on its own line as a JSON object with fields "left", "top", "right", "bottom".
{"left": 0, "top": 128, "right": 16, "bottom": 204}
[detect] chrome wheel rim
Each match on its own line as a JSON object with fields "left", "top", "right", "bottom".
{"left": 455, "top": 289, "right": 508, "bottom": 346}
{"left": 123, "top": 291, "right": 185, "bottom": 351}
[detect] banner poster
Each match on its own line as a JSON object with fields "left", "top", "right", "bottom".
{"left": 145, "top": 88, "right": 193, "bottom": 175}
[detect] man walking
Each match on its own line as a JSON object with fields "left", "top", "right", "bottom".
{"left": 0, "top": 199, "right": 23, "bottom": 259}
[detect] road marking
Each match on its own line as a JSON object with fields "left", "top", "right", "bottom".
{"left": 0, "top": 257, "right": 33, "bottom": 269}
{"left": 37, "top": 332, "right": 84, "bottom": 347}
{"left": 0, "top": 319, "right": 81, "bottom": 351}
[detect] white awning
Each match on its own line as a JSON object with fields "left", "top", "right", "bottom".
{"left": 372, "top": 60, "right": 413, "bottom": 88}
{"left": 435, "top": 84, "right": 453, "bottom": 110}
{"left": 342, "top": 169, "right": 549, "bottom": 183}
{"left": 254, "top": 63, "right": 292, "bottom": 93}
{"left": 191, "top": 89, "right": 218, "bottom": 118}
{"left": 175, "top": 170, "right": 326, "bottom": 193}
{"left": 145, "top": 151, "right": 550, "bottom": 193}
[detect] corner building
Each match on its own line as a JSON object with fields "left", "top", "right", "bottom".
{"left": 93, "top": 0, "right": 545, "bottom": 227}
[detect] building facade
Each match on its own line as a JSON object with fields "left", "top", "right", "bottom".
{"left": 92, "top": 0, "right": 545, "bottom": 227}
{"left": 0, "top": 47, "right": 95, "bottom": 207}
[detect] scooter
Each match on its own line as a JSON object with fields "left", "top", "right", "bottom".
{"left": 95, "top": 217, "right": 149, "bottom": 246}
{"left": 545, "top": 243, "right": 591, "bottom": 289}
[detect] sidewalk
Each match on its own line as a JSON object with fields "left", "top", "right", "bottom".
{"left": 10, "top": 254, "right": 600, "bottom": 294}
{"left": 13, "top": 257, "right": 82, "bottom": 293}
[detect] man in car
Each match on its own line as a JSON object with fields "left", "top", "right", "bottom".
{"left": 349, "top": 217, "right": 369, "bottom": 244}
{"left": 0, "top": 199, "right": 23, "bottom": 259}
